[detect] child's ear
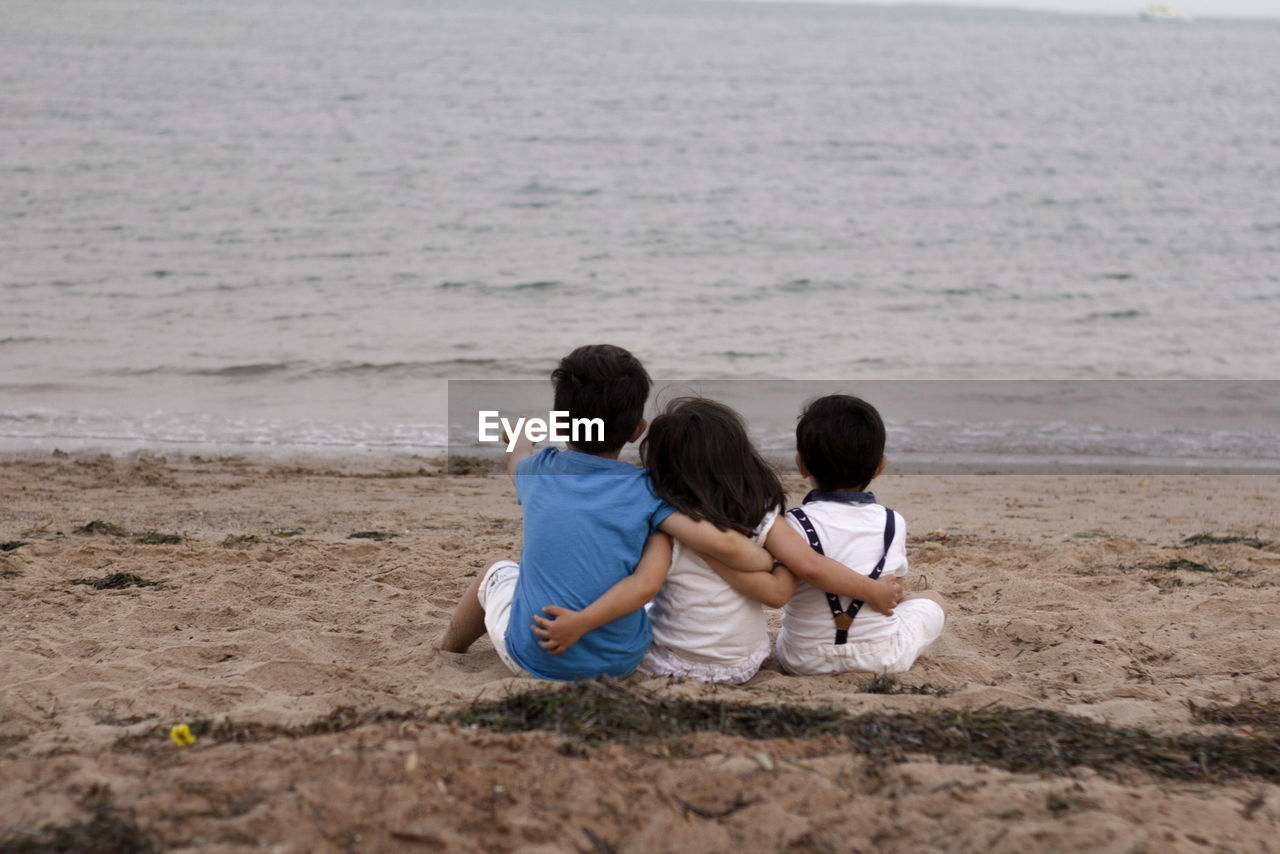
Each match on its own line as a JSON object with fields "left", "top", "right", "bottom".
{"left": 627, "top": 417, "right": 647, "bottom": 444}
{"left": 872, "top": 454, "right": 887, "bottom": 480}
{"left": 795, "top": 453, "right": 810, "bottom": 479}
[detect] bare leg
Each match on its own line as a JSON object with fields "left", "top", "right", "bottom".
{"left": 905, "top": 590, "right": 948, "bottom": 618}
{"left": 439, "top": 562, "right": 500, "bottom": 653}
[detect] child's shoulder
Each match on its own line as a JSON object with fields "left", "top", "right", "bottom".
{"left": 514, "top": 445, "right": 561, "bottom": 475}
{"left": 518, "top": 447, "right": 645, "bottom": 478}
{"left": 517, "top": 449, "right": 657, "bottom": 508}
{"left": 789, "top": 498, "right": 905, "bottom": 528}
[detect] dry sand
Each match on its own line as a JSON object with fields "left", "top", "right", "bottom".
{"left": 1, "top": 451, "right": 1278, "bottom": 853}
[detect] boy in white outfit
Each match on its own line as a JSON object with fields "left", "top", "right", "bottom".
{"left": 775, "top": 394, "right": 947, "bottom": 675}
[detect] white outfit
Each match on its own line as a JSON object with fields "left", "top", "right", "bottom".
{"left": 638, "top": 508, "right": 780, "bottom": 684}
{"left": 477, "top": 559, "right": 529, "bottom": 676}
{"left": 776, "top": 500, "right": 944, "bottom": 675}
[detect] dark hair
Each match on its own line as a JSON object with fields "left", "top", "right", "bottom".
{"left": 551, "top": 344, "right": 651, "bottom": 454}
{"left": 795, "top": 394, "right": 885, "bottom": 491}
{"left": 641, "top": 397, "right": 785, "bottom": 537}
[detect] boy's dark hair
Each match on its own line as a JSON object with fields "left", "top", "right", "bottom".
{"left": 641, "top": 397, "right": 785, "bottom": 537}
{"left": 796, "top": 394, "right": 886, "bottom": 492}
{"left": 551, "top": 344, "right": 651, "bottom": 454}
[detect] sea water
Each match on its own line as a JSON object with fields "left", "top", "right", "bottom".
{"left": 2, "top": 0, "right": 1278, "bottom": 466}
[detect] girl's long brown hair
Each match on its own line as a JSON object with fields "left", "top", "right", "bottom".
{"left": 640, "top": 397, "right": 785, "bottom": 537}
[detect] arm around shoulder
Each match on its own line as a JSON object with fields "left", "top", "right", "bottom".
{"left": 765, "top": 517, "right": 902, "bottom": 616}
{"left": 530, "top": 532, "right": 673, "bottom": 655}
{"left": 657, "top": 512, "right": 773, "bottom": 573}
{"left": 704, "top": 554, "right": 797, "bottom": 608}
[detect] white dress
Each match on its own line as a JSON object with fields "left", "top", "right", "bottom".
{"left": 638, "top": 508, "right": 780, "bottom": 684}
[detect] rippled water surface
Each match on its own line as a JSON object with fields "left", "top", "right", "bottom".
{"left": 2, "top": 0, "right": 1278, "bottom": 455}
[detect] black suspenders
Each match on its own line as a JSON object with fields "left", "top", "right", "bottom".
{"left": 787, "top": 506, "right": 895, "bottom": 645}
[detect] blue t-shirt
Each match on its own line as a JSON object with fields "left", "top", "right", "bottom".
{"left": 506, "top": 447, "right": 675, "bottom": 681}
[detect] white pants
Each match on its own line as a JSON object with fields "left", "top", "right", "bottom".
{"left": 777, "top": 598, "right": 945, "bottom": 676}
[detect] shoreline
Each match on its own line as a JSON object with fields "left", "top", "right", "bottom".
{"left": 5, "top": 441, "right": 1280, "bottom": 477}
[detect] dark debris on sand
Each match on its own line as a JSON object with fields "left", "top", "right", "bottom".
{"left": 446, "top": 455, "right": 504, "bottom": 476}
{"left": 115, "top": 707, "right": 421, "bottom": 751}
{"left": 72, "top": 520, "right": 128, "bottom": 537}
{"left": 70, "top": 572, "right": 160, "bottom": 590}
{"left": 1182, "top": 533, "right": 1271, "bottom": 549}
{"left": 102, "top": 681, "right": 1280, "bottom": 787}
{"left": 450, "top": 681, "right": 1280, "bottom": 784}
{"left": 1190, "top": 698, "right": 1280, "bottom": 733}
{"left": 134, "top": 532, "right": 182, "bottom": 545}
{"left": 348, "top": 531, "right": 398, "bottom": 541}
{"left": 0, "top": 794, "right": 156, "bottom": 854}
{"left": 857, "top": 674, "right": 953, "bottom": 696}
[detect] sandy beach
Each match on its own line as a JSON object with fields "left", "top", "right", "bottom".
{"left": 2, "top": 450, "right": 1278, "bottom": 853}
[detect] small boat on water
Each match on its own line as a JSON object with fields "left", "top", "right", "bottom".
{"left": 1138, "top": 4, "right": 1193, "bottom": 22}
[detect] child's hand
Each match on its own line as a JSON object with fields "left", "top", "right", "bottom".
{"left": 865, "top": 576, "right": 904, "bottom": 616}
{"left": 531, "top": 605, "right": 589, "bottom": 655}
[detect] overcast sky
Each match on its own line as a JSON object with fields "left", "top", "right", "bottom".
{"left": 731, "top": 0, "right": 1280, "bottom": 18}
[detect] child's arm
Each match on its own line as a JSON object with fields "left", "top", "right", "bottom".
{"left": 764, "top": 519, "right": 903, "bottom": 616}
{"left": 703, "top": 555, "right": 798, "bottom": 608}
{"left": 656, "top": 512, "right": 773, "bottom": 572}
{"left": 530, "top": 532, "right": 673, "bottom": 655}
{"left": 503, "top": 421, "right": 537, "bottom": 482}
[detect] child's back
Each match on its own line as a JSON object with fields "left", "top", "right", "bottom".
{"left": 776, "top": 395, "right": 946, "bottom": 676}
{"left": 440, "top": 344, "right": 675, "bottom": 681}
{"left": 636, "top": 398, "right": 784, "bottom": 684}
{"left": 777, "top": 495, "right": 930, "bottom": 674}
{"left": 509, "top": 446, "right": 671, "bottom": 679}
{"left": 645, "top": 508, "right": 778, "bottom": 680}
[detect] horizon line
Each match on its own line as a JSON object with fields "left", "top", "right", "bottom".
{"left": 700, "top": 0, "right": 1280, "bottom": 22}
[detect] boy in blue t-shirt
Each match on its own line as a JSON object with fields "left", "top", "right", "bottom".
{"left": 440, "top": 344, "right": 774, "bottom": 681}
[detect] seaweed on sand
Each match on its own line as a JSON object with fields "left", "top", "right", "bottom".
{"left": 114, "top": 707, "right": 422, "bottom": 750}
{"left": 134, "top": 531, "right": 182, "bottom": 545}
{"left": 453, "top": 679, "right": 848, "bottom": 743}
{"left": 348, "top": 531, "right": 398, "bottom": 541}
{"left": 1140, "top": 558, "right": 1217, "bottom": 573}
{"left": 446, "top": 455, "right": 503, "bottom": 475}
{"left": 109, "top": 683, "right": 1280, "bottom": 786}
{"left": 1182, "top": 533, "right": 1270, "bottom": 548}
{"left": 0, "top": 800, "right": 155, "bottom": 854}
{"left": 70, "top": 572, "right": 160, "bottom": 590}
{"left": 1190, "top": 699, "right": 1280, "bottom": 732}
{"left": 73, "top": 520, "right": 127, "bottom": 537}
{"left": 450, "top": 680, "right": 1280, "bottom": 784}
{"left": 857, "top": 674, "right": 952, "bottom": 696}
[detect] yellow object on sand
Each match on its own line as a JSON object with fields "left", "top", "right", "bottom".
{"left": 170, "top": 724, "right": 195, "bottom": 747}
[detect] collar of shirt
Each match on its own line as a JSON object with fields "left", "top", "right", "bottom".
{"left": 802, "top": 490, "right": 876, "bottom": 505}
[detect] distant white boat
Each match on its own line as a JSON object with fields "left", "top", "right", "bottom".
{"left": 1138, "top": 5, "right": 1193, "bottom": 22}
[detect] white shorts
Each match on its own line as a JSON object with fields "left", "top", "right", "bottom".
{"left": 778, "top": 598, "right": 945, "bottom": 676}
{"left": 477, "top": 559, "right": 528, "bottom": 676}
